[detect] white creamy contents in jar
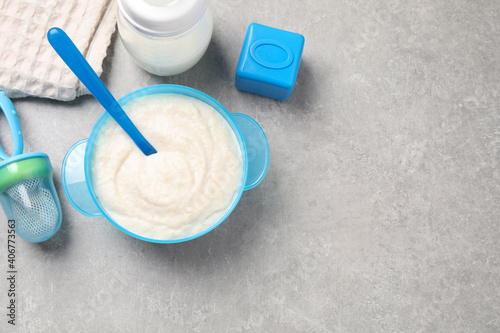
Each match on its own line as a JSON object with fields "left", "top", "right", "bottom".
{"left": 92, "top": 93, "right": 243, "bottom": 240}
{"left": 117, "top": 0, "right": 213, "bottom": 76}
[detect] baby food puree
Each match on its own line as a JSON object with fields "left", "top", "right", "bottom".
{"left": 91, "top": 93, "right": 243, "bottom": 240}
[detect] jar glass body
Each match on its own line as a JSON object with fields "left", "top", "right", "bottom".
{"left": 117, "top": 4, "right": 213, "bottom": 76}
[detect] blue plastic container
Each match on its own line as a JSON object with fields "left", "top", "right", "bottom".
{"left": 61, "top": 85, "right": 270, "bottom": 243}
{"left": 235, "top": 23, "right": 305, "bottom": 101}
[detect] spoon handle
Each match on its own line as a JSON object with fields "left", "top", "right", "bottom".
{"left": 47, "top": 27, "right": 157, "bottom": 156}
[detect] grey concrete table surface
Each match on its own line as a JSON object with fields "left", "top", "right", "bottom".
{"left": 1, "top": 0, "right": 499, "bottom": 332}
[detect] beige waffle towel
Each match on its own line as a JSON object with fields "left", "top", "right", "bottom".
{"left": 0, "top": 0, "right": 117, "bottom": 101}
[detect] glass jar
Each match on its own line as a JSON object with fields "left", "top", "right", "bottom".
{"left": 117, "top": 0, "right": 213, "bottom": 76}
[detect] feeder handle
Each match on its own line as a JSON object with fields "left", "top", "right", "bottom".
{"left": 0, "top": 92, "right": 23, "bottom": 160}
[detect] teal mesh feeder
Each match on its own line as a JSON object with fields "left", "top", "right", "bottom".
{"left": 0, "top": 92, "right": 62, "bottom": 242}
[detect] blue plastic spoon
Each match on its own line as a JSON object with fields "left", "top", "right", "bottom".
{"left": 47, "top": 27, "right": 157, "bottom": 156}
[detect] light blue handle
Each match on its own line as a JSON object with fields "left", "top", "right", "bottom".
{"left": 232, "top": 113, "right": 269, "bottom": 190}
{"left": 61, "top": 139, "right": 103, "bottom": 218}
{"left": 0, "top": 92, "right": 23, "bottom": 160}
{"left": 47, "top": 27, "right": 157, "bottom": 156}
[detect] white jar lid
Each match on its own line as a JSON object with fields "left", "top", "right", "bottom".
{"left": 117, "top": 0, "right": 208, "bottom": 37}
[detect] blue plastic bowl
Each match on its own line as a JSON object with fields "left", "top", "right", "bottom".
{"left": 62, "top": 85, "right": 269, "bottom": 243}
